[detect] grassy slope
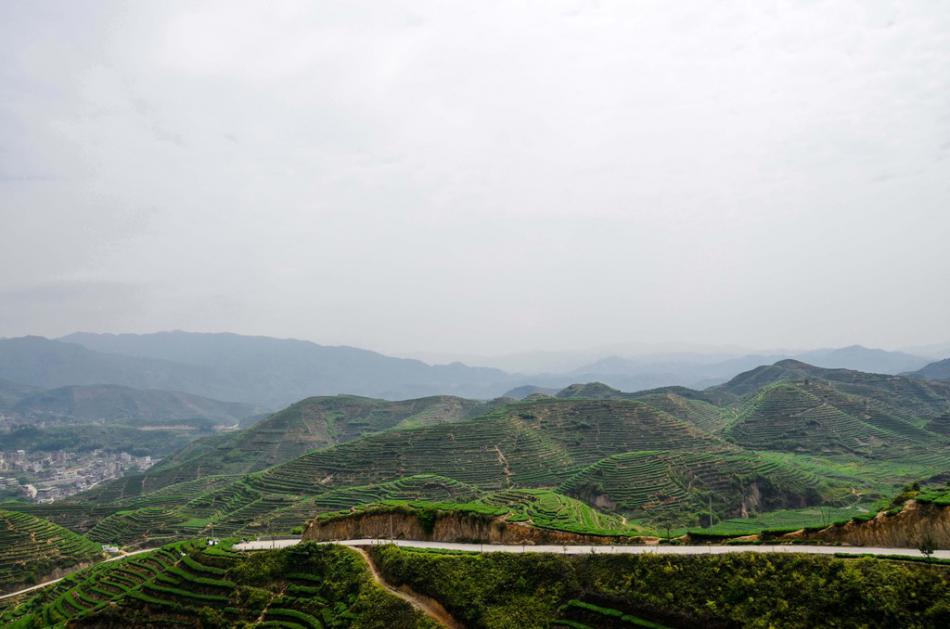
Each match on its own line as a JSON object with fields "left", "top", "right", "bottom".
{"left": 252, "top": 399, "right": 721, "bottom": 495}
{"left": 76, "top": 394, "right": 488, "bottom": 503}
{"left": 0, "top": 510, "right": 102, "bottom": 593}
{"left": 0, "top": 540, "right": 433, "bottom": 628}
{"left": 315, "top": 488, "right": 638, "bottom": 537}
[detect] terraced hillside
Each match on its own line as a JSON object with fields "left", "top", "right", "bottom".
{"left": 14, "top": 361, "right": 950, "bottom": 544}
{"left": 0, "top": 540, "right": 431, "bottom": 628}
{"left": 79, "top": 394, "right": 490, "bottom": 503}
{"left": 558, "top": 449, "right": 853, "bottom": 522}
{"left": 725, "top": 382, "right": 942, "bottom": 456}
{"left": 716, "top": 360, "right": 950, "bottom": 422}
{"left": 251, "top": 399, "right": 721, "bottom": 495}
{"left": 311, "top": 488, "right": 637, "bottom": 539}
{"left": 311, "top": 474, "right": 482, "bottom": 513}
{"left": 0, "top": 510, "right": 102, "bottom": 593}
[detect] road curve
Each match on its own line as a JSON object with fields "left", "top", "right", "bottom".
{"left": 234, "top": 538, "right": 950, "bottom": 560}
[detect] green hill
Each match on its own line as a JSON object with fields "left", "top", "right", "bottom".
{"left": 250, "top": 398, "right": 721, "bottom": 495}
{"left": 716, "top": 359, "right": 950, "bottom": 419}
{"left": 558, "top": 449, "right": 849, "bottom": 523}
{"left": 78, "top": 394, "right": 490, "bottom": 503}
{"left": 724, "top": 381, "right": 943, "bottom": 456}
{"left": 913, "top": 356, "right": 950, "bottom": 381}
{"left": 0, "top": 510, "right": 102, "bottom": 593}
{"left": 8, "top": 384, "right": 256, "bottom": 425}
{"left": 12, "top": 361, "right": 950, "bottom": 546}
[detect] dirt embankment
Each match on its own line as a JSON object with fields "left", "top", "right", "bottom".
{"left": 303, "top": 510, "right": 654, "bottom": 545}
{"left": 796, "top": 501, "right": 950, "bottom": 549}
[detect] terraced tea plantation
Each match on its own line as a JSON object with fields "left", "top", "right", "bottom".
{"left": 7, "top": 360, "right": 949, "bottom": 550}
{"left": 84, "top": 394, "right": 492, "bottom": 502}
{"left": 315, "top": 488, "right": 639, "bottom": 537}
{"left": 558, "top": 448, "right": 849, "bottom": 522}
{"left": 0, "top": 540, "right": 431, "bottom": 628}
{"left": 0, "top": 510, "right": 102, "bottom": 593}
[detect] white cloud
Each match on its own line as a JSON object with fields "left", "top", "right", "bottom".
{"left": 1, "top": 0, "right": 948, "bottom": 354}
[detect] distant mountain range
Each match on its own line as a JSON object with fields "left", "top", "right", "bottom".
{"left": 0, "top": 332, "right": 945, "bottom": 409}
{"left": 0, "top": 333, "right": 513, "bottom": 408}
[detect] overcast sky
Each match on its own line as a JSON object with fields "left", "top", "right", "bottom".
{"left": 1, "top": 0, "right": 948, "bottom": 358}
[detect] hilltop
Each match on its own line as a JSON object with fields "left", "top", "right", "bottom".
{"left": 914, "top": 357, "right": 950, "bottom": 381}
{"left": 76, "top": 394, "right": 493, "bottom": 502}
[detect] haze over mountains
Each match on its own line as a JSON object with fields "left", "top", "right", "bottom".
{"left": 0, "top": 332, "right": 947, "bottom": 410}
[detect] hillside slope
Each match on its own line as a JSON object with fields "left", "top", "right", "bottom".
{"left": 77, "top": 394, "right": 490, "bottom": 503}
{"left": 914, "top": 357, "right": 950, "bottom": 381}
{"left": 724, "top": 381, "right": 942, "bottom": 456}
{"left": 8, "top": 384, "right": 256, "bottom": 425}
{"left": 0, "top": 540, "right": 431, "bottom": 628}
{"left": 0, "top": 510, "right": 102, "bottom": 593}
{"left": 252, "top": 398, "right": 722, "bottom": 495}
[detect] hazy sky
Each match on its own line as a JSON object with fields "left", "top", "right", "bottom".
{"left": 1, "top": 0, "right": 949, "bottom": 357}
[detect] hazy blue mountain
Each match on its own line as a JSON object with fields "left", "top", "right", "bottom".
{"left": 52, "top": 332, "right": 515, "bottom": 406}
{"left": 502, "top": 385, "right": 558, "bottom": 399}
{"left": 0, "top": 336, "right": 218, "bottom": 395}
{"left": 0, "top": 378, "right": 39, "bottom": 407}
{"left": 795, "top": 345, "right": 928, "bottom": 374}
{"left": 912, "top": 357, "right": 950, "bottom": 381}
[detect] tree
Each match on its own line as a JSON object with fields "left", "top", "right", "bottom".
{"left": 918, "top": 534, "right": 937, "bottom": 563}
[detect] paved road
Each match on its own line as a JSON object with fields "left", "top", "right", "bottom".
{"left": 233, "top": 538, "right": 950, "bottom": 560}
{"left": 0, "top": 547, "right": 158, "bottom": 602}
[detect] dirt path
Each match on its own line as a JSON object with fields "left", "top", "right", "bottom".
{"left": 493, "top": 445, "right": 512, "bottom": 487}
{"left": 350, "top": 546, "right": 463, "bottom": 629}
{"left": 0, "top": 547, "right": 158, "bottom": 601}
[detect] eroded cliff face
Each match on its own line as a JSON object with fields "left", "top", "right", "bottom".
{"left": 799, "top": 501, "right": 950, "bottom": 549}
{"left": 303, "top": 510, "right": 654, "bottom": 545}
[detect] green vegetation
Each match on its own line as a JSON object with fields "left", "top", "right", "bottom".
{"left": 371, "top": 544, "right": 950, "bottom": 628}
{"left": 315, "top": 488, "right": 639, "bottom": 537}
{"left": 0, "top": 510, "right": 102, "bottom": 592}
{"left": 11, "top": 361, "right": 950, "bottom": 546}
{"left": 0, "top": 540, "right": 433, "bottom": 628}
{"left": 81, "top": 394, "right": 490, "bottom": 502}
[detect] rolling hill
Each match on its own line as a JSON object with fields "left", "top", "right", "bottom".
{"left": 7, "top": 359, "right": 949, "bottom": 546}
{"left": 7, "top": 384, "right": 256, "bottom": 426}
{"left": 249, "top": 398, "right": 723, "bottom": 496}
{"left": 75, "top": 394, "right": 493, "bottom": 503}
{"left": 913, "top": 356, "right": 950, "bottom": 381}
